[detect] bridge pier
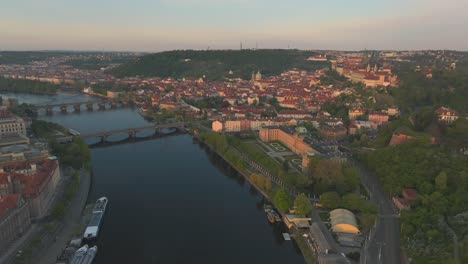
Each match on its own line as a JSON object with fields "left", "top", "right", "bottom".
{"left": 100, "top": 135, "right": 108, "bottom": 143}
{"left": 74, "top": 104, "right": 81, "bottom": 112}
{"left": 86, "top": 103, "right": 94, "bottom": 111}
{"left": 110, "top": 102, "right": 117, "bottom": 109}
{"left": 128, "top": 131, "right": 136, "bottom": 139}
{"left": 98, "top": 103, "right": 106, "bottom": 111}
{"left": 46, "top": 107, "right": 53, "bottom": 115}
{"left": 60, "top": 105, "right": 68, "bottom": 113}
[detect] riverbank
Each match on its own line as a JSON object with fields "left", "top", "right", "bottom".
{"left": 36, "top": 169, "right": 92, "bottom": 264}
{"left": 6, "top": 168, "right": 91, "bottom": 264}
{"left": 195, "top": 132, "right": 315, "bottom": 264}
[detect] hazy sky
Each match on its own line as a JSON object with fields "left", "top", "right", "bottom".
{"left": 1, "top": 0, "right": 467, "bottom": 51}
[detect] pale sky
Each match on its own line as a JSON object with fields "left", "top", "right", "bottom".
{"left": 1, "top": 0, "right": 467, "bottom": 51}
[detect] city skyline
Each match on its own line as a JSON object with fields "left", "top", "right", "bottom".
{"left": 2, "top": 0, "right": 468, "bottom": 52}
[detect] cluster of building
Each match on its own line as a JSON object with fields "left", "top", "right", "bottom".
{"left": 0, "top": 107, "right": 29, "bottom": 147}
{"left": 435, "top": 106, "right": 464, "bottom": 124}
{"left": 0, "top": 108, "right": 61, "bottom": 254}
{"left": 330, "top": 54, "right": 398, "bottom": 87}
{"left": 0, "top": 53, "right": 138, "bottom": 85}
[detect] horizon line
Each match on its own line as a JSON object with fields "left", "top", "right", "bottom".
{"left": 1, "top": 48, "right": 468, "bottom": 53}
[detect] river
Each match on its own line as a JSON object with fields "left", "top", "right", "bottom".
{"left": 1, "top": 92, "right": 305, "bottom": 264}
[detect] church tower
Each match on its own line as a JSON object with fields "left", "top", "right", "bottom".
{"left": 255, "top": 71, "right": 262, "bottom": 81}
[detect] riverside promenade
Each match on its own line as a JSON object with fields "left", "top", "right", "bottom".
{"left": 36, "top": 169, "right": 91, "bottom": 264}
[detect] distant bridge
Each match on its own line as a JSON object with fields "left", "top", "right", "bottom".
{"left": 33, "top": 99, "right": 129, "bottom": 113}
{"left": 56, "top": 122, "right": 187, "bottom": 143}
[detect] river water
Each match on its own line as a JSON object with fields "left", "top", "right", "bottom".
{"left": 1, "top": 92, "right": 305, "bottom": 264}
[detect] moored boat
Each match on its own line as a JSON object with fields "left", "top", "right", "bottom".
{"left": 81, "top": 245, "right": 98, "bottom": 264}
{"left": 70, "top": 245, "right": 89, "bottom": 264}
{"left": 83, "top": 197, "right": 108, "bottom": 240}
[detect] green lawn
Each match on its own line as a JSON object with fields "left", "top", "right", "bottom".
{"left": 410, "top": 256, "right": 456, "bottom": 264}
{"left": 230, "top": 139, "right": 309, "bottom": 189}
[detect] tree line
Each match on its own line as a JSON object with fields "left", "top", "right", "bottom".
{"left": 0, "top": 77, "right": 59, "bottom": 94}
{"left": 110, "top": 49, "right": 328, "bottom": 80}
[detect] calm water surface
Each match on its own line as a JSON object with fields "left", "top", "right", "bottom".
{"left": 2, "top": 92, "right": 305, "bottom": 264}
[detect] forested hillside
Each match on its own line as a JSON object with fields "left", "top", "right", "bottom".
{"left": 110, "top": 49, "right": 328, "bottom": 80}
{"left": 390, "top": 54, "right": 468, "bottom": 113}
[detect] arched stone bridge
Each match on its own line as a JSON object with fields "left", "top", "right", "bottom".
{"left": 33, "top": 100, "right": 129, "bottom": 113}
{"left": 57, "top": 122, "right": 187, "bottom": 143}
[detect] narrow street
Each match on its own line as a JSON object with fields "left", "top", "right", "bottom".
{"left": 350, "top": 158, "right": 402, "bottom": 264}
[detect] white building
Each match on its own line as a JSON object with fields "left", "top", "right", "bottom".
{"left": 0, "top": 111, "right": 26, "bottom": 139}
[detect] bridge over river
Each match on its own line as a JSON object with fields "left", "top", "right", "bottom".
{"left": 33, "top": 99, "right": 130, "bottom": 114}
{"left": 57, "top": 122, "right": 187, "bottom": 143}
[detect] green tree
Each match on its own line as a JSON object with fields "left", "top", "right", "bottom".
{"left": 274, "top": 188, "right": 292, "bottom": 213}
{"left": 343, "top": 166, "right": 360, "bottom": 192}
{"left": 313, "top": 159, "right": 344, "bottom": 185}
{"left": 282, "top": 160, "right": 289, "bottom": 172}
{"left": 341, "top": 193, "right": 364, "bottom": 211}
{"left": 434, "top": 171, "right": 448, "bottom": 192}
{"left": 359, "top": 134, "right": 369, "bottom": 146}
{"left": 264, "top": 177, "right": 272, "bottom": 194}
{"left": 294, "top": 193, "right": 312, "bottom": 216}
{"left": 319, "top": 192, "right": 341, "bottom": 209}
{"left": 446, "top": 118, "right": 468, "bottom": 151}
{"left": 410, "top": 107, "right": 435, "bottom": 131}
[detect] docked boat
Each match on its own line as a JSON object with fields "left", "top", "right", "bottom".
{"left": 83, "top": 197, "right": 108, "bottom": 240}
{"left": 81, "top": 246, "right": 98, "bottom": 264}
{"left": 70, "top": 245, "right": 88, "bottom": 264}
{"left": 273, "top": 212, "right": 282, "bottom": 222}
{"left": 266, "top": 212, "right": 276, "bottom": 223}
{"left": 264, "top": 204, "right": 282, "bottom": 223}
{"left": 263, "top": 204, "right": 273, "bottom": 213}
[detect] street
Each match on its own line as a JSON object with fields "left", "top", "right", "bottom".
{"left": 351, "top": 158, "right": 402, "bottom": 264}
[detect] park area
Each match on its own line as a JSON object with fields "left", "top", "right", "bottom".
{"left": 267, "top": 141, "right": 290, "bottom": 152}
{"left": 227, "top": 137, "right": 309, "bottom": 189}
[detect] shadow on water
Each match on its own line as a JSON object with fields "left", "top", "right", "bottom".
{"left": 199, "top": 143, "right": 246, "bottom": 188}
{"left": 87, "top": 131, "right": 184, "bottom": 148}
{"left": 197, "top": 141, "right": 304, "bottom": 256}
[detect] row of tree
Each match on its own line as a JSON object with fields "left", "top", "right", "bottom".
{"left": 31, "top": 120, "right": 92, "bottom": 170}
{"left": 274, "top": 189, "right": 312, "bottom": 216}
{"left": 305, "top": 158, "right": 360, "bottom": 195}
{"left": 0, "top": 77, "right": 59, "bottom": 94}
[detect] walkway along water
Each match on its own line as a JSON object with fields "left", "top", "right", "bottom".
{"left": 194, "top": 130, "right": 317, "bottom": 263}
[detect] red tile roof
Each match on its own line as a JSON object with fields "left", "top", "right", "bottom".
{"left": 402, "top": 188, "right": 418, "bottom": 200}
{"left": 0, "top": 194, "right": 20, "bottom": 219}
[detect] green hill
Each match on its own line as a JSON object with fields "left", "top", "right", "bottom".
{"left": 109, "top": 49, "right": 328, "bottom": 80}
